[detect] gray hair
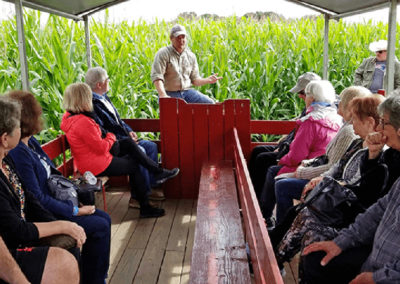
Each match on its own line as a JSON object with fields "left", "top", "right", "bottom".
{"left": 378, "top": 90, "right": 400, "bottom": 129}
{"left": 85, "top": 67, "right": 107, "bottom": 90}
{"left": 340, "top": 86, "right": 371, "bottom": 110}
{"left": 0, "top": 96, "right": 21, "bottom": 136}
{"left": 305, "top": 80, "right": 336, "bottom": 104}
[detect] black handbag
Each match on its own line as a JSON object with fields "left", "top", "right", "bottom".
{"left": 303, "top": 164, "right": 389, "bottom": 228}
{"left": 303, "top": 176, "right": 361, "bottom": 227}
{"left": 47, "top": 174, "right": 101, "bottom": 206}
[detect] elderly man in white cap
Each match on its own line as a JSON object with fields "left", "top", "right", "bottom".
{"left": 354, "top": 39, "right": 400, "bottom": 93}
{"left": 151, "top": 24, "right": 222, "bottom": 104}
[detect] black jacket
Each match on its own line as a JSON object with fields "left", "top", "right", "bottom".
{"left": 0, "top": 155, "right": 55, "bottom": 249}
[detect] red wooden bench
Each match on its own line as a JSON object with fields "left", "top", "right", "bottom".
{"left": 191, "top": 160, "right": 252, "bottom": 283}
{"left": 158, "top": 98, "right": 294, "bottom": 283}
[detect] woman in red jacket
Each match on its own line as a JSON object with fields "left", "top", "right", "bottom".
{"left": 61, "top": 83, "right": 179, "bottom": 218}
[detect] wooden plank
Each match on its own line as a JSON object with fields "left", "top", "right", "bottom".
{"left": 208, "top": 103, "right": 224, "bottom": 162}
{"left": 110, "top": 248, "right": 144, "bottom": 284}
{"left": 192, "top": 105, "right": 209, "bottom": 198}
{"left": 134, "top": 200, "right": 178, "bottom": 284}
{"left": 178, "top": 100, "right": 195, "bottom": 199}
{"left": 190, "top": 161, "right": 250, "bottom": 284}
{"left": 158, "top": 199, "right": 194, "bottom": 284}
{"left": 160, "top": 98, "right": 181, "bottom": 198}
{"left": 123, "top": 118, "right": 160, "bottom": 132}
{"left": 110, "top": 192, "right": 131, "bottom": 237}
{"left": 250, "top": 120, "right": 297, "bottom": 135}
{"left": 104, "top": 191, "right": 125, "bottom": 215}
{"left": 166, "top": 199, "right": 194, "bottom": 251}
{"left": 157, "top": 251, "right": 185, "bottom": 284}
{"left": 41, "top": 135, "right": 66, "bottom": 160}
{"left": 180, "top": 199, "right": 197, "bottom": 284}
{"left": 110, "top": 202, "right": 162, "bottom": 284}
{"left": 223, "top": 100, "right": 235, "bottom": 160}
{"left": 108, "top": 208, "right": 140, "bottom": 279}
{"left": 232, "top": 128, "right": 283, "bottom": 284}
{"left": 234, "top": 100, "right": 251, "bottom": 160}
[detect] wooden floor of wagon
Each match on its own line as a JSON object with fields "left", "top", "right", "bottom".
{"left": 100, "top": 186, "right": 298, "bottom": 284}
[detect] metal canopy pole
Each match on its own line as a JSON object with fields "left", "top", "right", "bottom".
{"left": 323, "top": 14, "right": 329, "bottom": 80}
{"left": 14, "top": 0, "right": 29, "bottom": 90}
{"left": 386, "top": 0, "right": 397, "bottom": 95}
{"left": 84, "top": 15, "right": 92, "bottom": 69}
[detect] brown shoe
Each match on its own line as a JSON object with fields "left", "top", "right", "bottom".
{"left": 148, "top": 188, "right": 166, "bottom": 201}
{"left": 129, "top": 198, "right": 140, "bottom": 209}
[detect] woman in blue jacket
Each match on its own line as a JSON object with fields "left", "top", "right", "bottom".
{"left": 7, "top": 91, "right": 111, "bottom": 284}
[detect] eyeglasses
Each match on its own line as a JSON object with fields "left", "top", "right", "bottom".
{"left": 378, "top": 118, "right": 392, "bottom": 129}
{"left": 376, "top": 50, "right": 386, "bottom": 54}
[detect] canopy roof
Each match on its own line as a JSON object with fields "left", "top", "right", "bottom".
{"left": 287, "top": 0, "right": 393, "bottom": 19}
{"left": 2, "top": 0, "right": 128, "bottom": 20}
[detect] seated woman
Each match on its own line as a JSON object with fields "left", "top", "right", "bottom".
{"left": 61, "top": 82, "right": 178, "bottom": 218}
{"left": 0, "top": 96, "right": 83, "bottom": 284}
{"left": 7, "top": 91, "right": 110, "bottom": 284}
{"left": 261, "top": 80, "right": 343, "bottom": 226}
{"left": 275, "top": 95, "right": 389, "bottom": 268}
{"left": 273, "top": 86, "right": 370, "bottom": 223}
{"left": 301, "top": 92, "right": 400, "bottom": 284}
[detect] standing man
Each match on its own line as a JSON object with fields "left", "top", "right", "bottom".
{"left": 354, "top": 39, "right": 400, "bottom": 93}
{"left": 85, "top": 67, "right": 165, "bottom": 207}
{"left": 151, "top": 24, "right": 222, "bottom": 103}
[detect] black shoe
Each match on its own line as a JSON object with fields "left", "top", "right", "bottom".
{"left": 140, "top": 205, "right": 165, "bottom": 218}
{"left": 153, "top": 168, "right": 179, "bottom": 186}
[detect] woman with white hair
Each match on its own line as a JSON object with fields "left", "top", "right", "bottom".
{"left": 261, "top": 80, "right": 343, "bottom": 228}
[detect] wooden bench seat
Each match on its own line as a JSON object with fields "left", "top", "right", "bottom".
{"left": 190, "top": 160, "right": 251, "bottom": 283}
{"left": 190, "top": 128, "right": 284, "bottom": 284}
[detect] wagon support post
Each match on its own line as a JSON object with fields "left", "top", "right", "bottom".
{"left": 14, "top": 0, "right": 29, "bottom": 90}
{"left": 84, "top": 15, "right": 92, "bottom": 69}
{"left": 386, "top": 0, "right": 398, "bottom": 95}
{"left": 323, "top": 13, "right": 329, "bottom": 80}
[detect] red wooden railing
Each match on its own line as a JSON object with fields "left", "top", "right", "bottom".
{"left": 233, "top": 128, "right": 284, "bottom": 284}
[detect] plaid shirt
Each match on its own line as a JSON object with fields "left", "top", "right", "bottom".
{"left": 334, "top": 178, "right": 400, "bottom": 284}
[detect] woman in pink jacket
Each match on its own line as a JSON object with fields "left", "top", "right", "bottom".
{"left": 261, "top": 80, "right": 343, "bottom": 228}
{"left": 61, "top": 83, "right": 179, "bottom": 218}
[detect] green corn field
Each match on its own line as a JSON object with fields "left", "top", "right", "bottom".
{"left": 0, "top": 11, "right": 395, "bottom": 142}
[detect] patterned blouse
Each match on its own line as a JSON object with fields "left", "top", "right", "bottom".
{"left": 1, "top": 160, "right": 25, "bottom": 220}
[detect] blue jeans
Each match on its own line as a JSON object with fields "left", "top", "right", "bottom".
{"left": 260, "top": 165, "right": 282, "bottom": 220}
{"left": 66, "top": 209, "right": 111, "bottom": 284}
{"left": 275, "top": 178, "right": 308, "bottom": 223}
{"left": 167, "top": 89, "right": 215, "bottom": 104}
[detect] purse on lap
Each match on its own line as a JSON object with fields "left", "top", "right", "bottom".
{"left": 37, "top": 234, "right": 77, "bottom": 250}
{"left": 303, "top": 164, "right": 388, "bottom": 228}
{"left": 47, "top": 174, "right": 101, "bottom": 206}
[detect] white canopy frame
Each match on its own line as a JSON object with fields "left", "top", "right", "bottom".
{"left": 287, "top": 0, "right": 399, "bottom": 94}
{"left": 4, "top": 0, "right": 128, "bottom": 90}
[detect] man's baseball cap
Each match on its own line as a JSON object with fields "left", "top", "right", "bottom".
{"left": 289, "top": 72, "right": 322, "bottom": 94}
{"left": 170, "top": 24, "right": 186, "bottom": 38}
